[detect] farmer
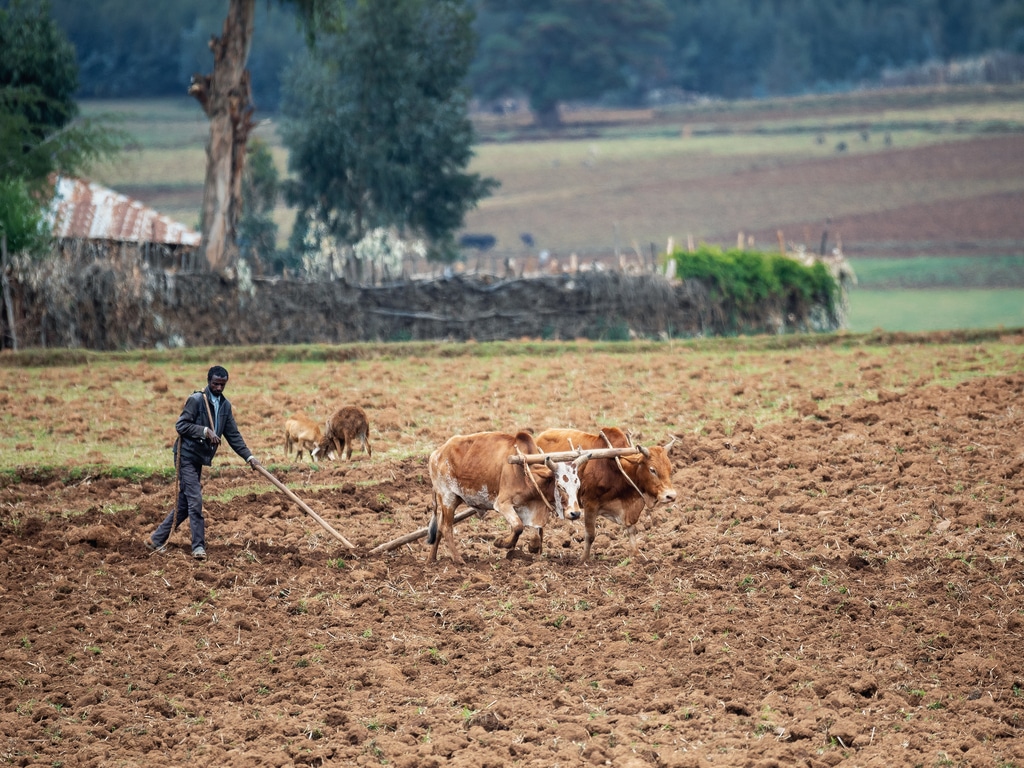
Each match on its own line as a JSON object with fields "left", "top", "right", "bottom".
{"left": 146, "top": 365, "right": 260, "bottom": 560}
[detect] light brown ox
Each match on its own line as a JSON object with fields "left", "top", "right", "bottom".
{"left": 427, "top": 431, "right": 584, "bottom": 565}
{"left": 318, "top": 406, "right": 373, "bottom": 461}
{"left": 535, "top": 427, "right": 677, "bottom": 562}
{"left": 284, "top": 414, "right": 323, "bottom": 462}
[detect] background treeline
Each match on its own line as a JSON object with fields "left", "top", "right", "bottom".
{"left": 51, "top": 0, "right": 1024, "bottom": 111}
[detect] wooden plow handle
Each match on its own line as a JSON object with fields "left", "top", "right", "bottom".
{"left": 252, "top": 463, "right": 355, "bottom": 549}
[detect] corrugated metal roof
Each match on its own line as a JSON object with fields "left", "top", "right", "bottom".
{"left": 48, "top": 176, "right": 201, "bottom": 247}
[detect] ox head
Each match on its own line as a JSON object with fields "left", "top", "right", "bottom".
{"left": 627, "top": 437, "right": 678, "bottom": 505}
{"left": 545, "top": 456, "right": 582, "bottom": 520}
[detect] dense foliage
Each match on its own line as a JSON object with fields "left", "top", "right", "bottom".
{"left": 47, "top": 0, "right": 1024, "bottom": 107}
{"left": 470, "top": 0, "right": 671, "bottom": 124}
{"left": 237, "top": 138, "right": 281, "bottom": 274}
{"left": 280, "top": 0, "right": 498, "bottom": 268}
{"left": 670, "top": 245, "right": 840, "bottom": 333}
{"left": 0, "top": 0, "right": 120, "bottom": 257}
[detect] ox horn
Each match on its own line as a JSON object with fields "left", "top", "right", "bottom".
{"left": 573, "top": 451, "right": 591, "bottom": 468}
{"left": 545, "top": 456, "right": 557, "bottom": 471}
{"left": 663, "top": 435, "right": 678, "bottom": 451}
{"left": 636, "top": 443, "right": 651, "bottom": 458}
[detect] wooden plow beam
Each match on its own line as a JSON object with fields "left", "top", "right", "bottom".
{"left": 507, "top": 446, "right": 641, "bottom": 465}
{"left": 369, "top": 508, "right": 479, "bottom": 555}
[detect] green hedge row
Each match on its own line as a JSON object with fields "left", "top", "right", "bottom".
{"left": 669, "top": 245, "right": 840, "bottom": 332}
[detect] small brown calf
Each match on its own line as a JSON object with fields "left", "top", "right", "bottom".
{"left": 284, "top": 414, "right": 323, "bottom": 462}
{"left": 318, "top": 406, "right": 373, "bottom": 461}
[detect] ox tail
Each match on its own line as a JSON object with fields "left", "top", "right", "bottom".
{"left": 427, "top": 495, "right": 439, "bottom": 545}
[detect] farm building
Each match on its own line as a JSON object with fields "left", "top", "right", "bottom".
{"left": 47, "top": 176, "right": 203, "bottom": 270}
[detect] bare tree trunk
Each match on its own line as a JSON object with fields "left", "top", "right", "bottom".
{"left": 189, "top": 0, "right": 256, "bottom": 278}
{"left": 1, "top": 234, "right": 17, "bottom": 351}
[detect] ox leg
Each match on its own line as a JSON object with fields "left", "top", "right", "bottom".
{"left": 492, "top": 501, "right": 524, "bottom": 556}
{"left": 624, "top": 525, "right": 639, "bottom": 558}
{"left": 433, "top": 499, "right": 463, "bottom": 565}
{"left": 526, "top": 527, "right": 543, "bottom": 555}
{"left": 581, "top": 510, "right": 598, "bottom": 563}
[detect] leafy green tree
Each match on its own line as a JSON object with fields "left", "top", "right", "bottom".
{"left": 471, "top": 0, "right": 671, "bottom": 126}
{"left": 281, "top": 0, "right": 498, "bottom": 272}
{"left": 1, "top": 0, "right": 118, "bottom": 349}
{"left": 237, "top": 137, "right": 282, "bottom": 274}
{"left": 1, "top": 0, "right": 120, "bottom": 243}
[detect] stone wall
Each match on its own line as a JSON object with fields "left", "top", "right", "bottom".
{"left": 3, "top": 261, "right": 840, "bottom": 350}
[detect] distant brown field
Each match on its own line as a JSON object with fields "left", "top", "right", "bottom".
{"left": 463, "top": 133, "right": 1024, "bottom": 262}
{"left": 84, "top": 85, "right": 1024, "bottom": 262}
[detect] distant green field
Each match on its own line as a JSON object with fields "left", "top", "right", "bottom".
{"left": 849, "top": 255, "right": 1024, "bottom": 288}
{"left": 843, "top": 255, "right": 1024, "bottom": 331}
{"left": 847, "top": 288, "right": 1024, "bottom": 332}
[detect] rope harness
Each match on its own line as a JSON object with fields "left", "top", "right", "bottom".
{"left": 600, "top": 430, "right": 652, "bottom": 510}
{"left": 515, "top": 444, "right": 555, "bottom": 513}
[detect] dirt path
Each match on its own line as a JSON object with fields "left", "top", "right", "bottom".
{"left": 2, "top": 360, "right": 1023, "bottom": 767}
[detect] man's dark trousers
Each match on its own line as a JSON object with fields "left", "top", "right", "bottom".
{"left": 152, "top": 456, "right": 205, "bottom": 549}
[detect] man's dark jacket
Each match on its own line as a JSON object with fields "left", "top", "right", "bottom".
{"left": 175, "top": 386, "right": 253, "bottom": 466}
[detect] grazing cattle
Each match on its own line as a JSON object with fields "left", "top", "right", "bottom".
{"left": 319, "top": 406, "right": 373, "bottom": 461}
{"left": 284, "top": 414, "right": 323, "bottom": 462}
{"left": 427, "top": 431, "right": 583, "bottom": 565}
{"left": 534, "top": 427, "right": 677, "bottom": 562}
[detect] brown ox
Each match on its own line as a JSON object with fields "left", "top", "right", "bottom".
{"left": 535, "top": 427, "right": 677, "bottom": 562}
{"left": 318, "top": 406, "right": 373, "bottom": 461}
{"left": 427, "top": 431, "right": 583, "bottom": 565}
{"left": 284, "top": 414, "right": 323, "bottom": 462}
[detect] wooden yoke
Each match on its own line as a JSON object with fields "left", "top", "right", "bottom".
{"left": 507, "top": 446, "right": 640, "bottom": 465}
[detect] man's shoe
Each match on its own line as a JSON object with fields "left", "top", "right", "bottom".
{"left": 192, "top": 546, "right": 207, "bottom": 561}
{"left": 146, "top": 538, "right": 166, "bottom": 553}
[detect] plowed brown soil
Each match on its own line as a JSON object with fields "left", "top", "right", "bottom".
{"left": 2, "top": 343, "right": 1024, "bottom": 767}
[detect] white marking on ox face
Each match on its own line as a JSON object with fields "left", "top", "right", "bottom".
{"left": 552, "top": 461, "right": 582, "bottom": 520}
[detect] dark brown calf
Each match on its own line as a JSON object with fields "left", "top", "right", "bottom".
{"left": 318, "top": 406, "right": 373, "bottom": 461}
